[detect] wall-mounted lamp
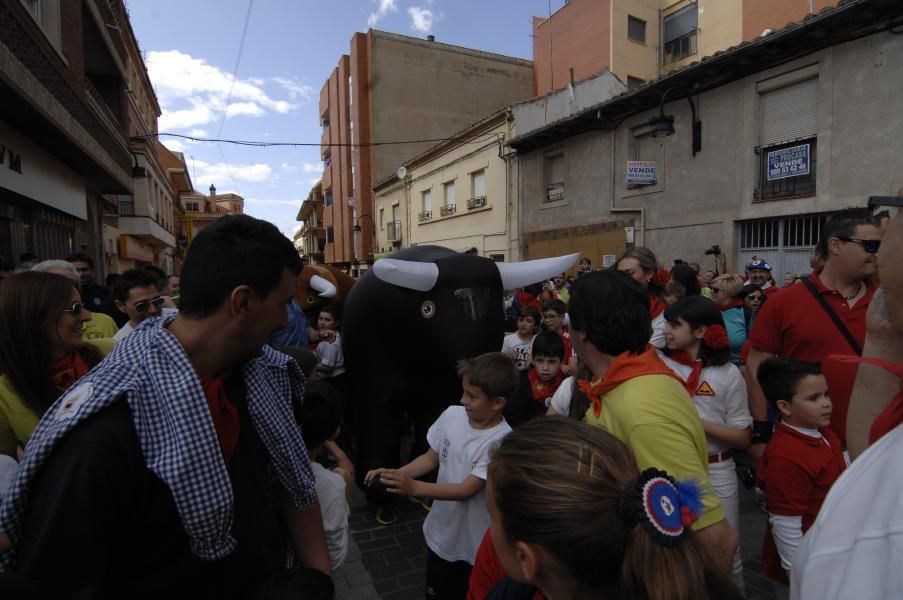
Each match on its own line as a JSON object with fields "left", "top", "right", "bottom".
{"left": 130, "top": 151, "right": 147, "bottom": 178}
{"left": 352, "top": 214, "right": 375, "bottom": 234}
{"left": 647, "top": 88, "right": 702, "bottom": 156}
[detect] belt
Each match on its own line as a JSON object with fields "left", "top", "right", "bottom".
{"left": 708, "top": 450, "right": 734, "bottom": 464}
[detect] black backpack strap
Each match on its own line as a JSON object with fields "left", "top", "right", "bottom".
{"left": 800, "top": 277, "right": 863, "bottom": 356}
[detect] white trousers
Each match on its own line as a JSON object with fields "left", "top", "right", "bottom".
{"left": 709, "top": 458, "right": 744, "bottom": 590}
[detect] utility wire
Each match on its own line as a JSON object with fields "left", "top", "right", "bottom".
{"left": 214, "top": 0, "right": 255, "bottom": 195}
{"left": 140, "top": 130, "right": 505, "bottom": 149}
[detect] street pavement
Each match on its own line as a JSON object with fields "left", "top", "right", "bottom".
{"left": 332, "top": 479, "right": 784, "bottom": 599}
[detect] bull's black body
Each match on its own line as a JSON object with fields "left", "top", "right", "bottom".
{"left": 342, "top": 246, "right": 505, "bottom": 492}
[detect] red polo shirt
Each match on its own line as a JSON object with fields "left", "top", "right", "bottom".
{"left": 755, "top": 422, "right": 847, "bottom": 583}
{"left": 748, "top": 269, "right": 875, "bottom": 445}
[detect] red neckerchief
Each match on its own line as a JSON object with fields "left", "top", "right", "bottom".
{"left": 664, "top": 351, "right": 703, "bottom": 397}
{"left": 528, "top": 368, "right": 563, "bottom": 404}
{"left": 578, "top": 345, "right": 683, "bottom": 417}
{"left": 718, "top": 298, "right": 744, "bottom": 311}
{"left": 649, "top": 295, "right": 667, "bottom": 319}
{"left": 51, "top": 351, "right": 92, "bottom": 394}
{"left": 829, "top": 354, "right": 903, "bottom": 446}
{"left": 199, "top": 371, "right": 241, "bottom": 460}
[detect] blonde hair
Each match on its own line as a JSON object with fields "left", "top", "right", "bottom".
{"left": 711, "top": 274, "right": 744, "bottom": 298}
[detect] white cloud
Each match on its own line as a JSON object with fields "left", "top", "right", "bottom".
{"left": 367, "top": 0, "right": 397, "bottom": 27}
{"left": 145, "top": 50, "right": 300, "bottom": 132}
{"left": 408, "top": 6, "right": 435, "bottom": 34}
{"left": 187, "top": 128, "right": 207, "bottom": 138}
{"left": 271, "top": 77, "right": 314, "bottom": 102}
{"left": 244, "top": 198, "right": 302, "bottom": 207}
{"left": 308, "top": 177, "right": 322, "bottom": 186}
{"left": 162, "top": 139, "right": 188, "bottom": 153}
{"left": 302, "top": 161, "right": 324, "bottom": 173}
{"left": 191, "top": 158, "right": 273, "bottom": 185}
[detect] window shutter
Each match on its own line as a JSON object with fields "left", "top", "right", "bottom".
{"left": 760, "top": 78, "right": 818, "bottom": 146}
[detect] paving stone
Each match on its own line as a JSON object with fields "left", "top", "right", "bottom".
{"left": 368, "top": 559, "right": 415, "bottom": 582}
{"left": 382, "top": 586, "right": 425, "bottom": 600}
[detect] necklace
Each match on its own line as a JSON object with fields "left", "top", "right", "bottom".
{"left": 840, "top": 282, "right": 863, "bottom": 301}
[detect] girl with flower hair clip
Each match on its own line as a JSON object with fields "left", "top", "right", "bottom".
{"left": 483, "top": 417, "right": 742, "bottom": 600}
{"left": 658, "top": 295, "right": 752, "bottom": 588}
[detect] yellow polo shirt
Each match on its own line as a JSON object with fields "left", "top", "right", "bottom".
{"left": 584, "top": 374, "right": 725, "bottom": 530}
{"left": 82, "top": 312, "right": 119, "bottom": 340}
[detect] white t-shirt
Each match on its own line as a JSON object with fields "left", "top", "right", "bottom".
{"left": 316, "top": 331, "right": 345, "bottom": 378}
{"left": 650, "top": 313, "right": 667, "bottom": 349}
{"left": 657, "top": 353, "right": 751, "bottom": 454}
{"left": 113, "top": 309, "right": 178, "bottom": 343}
{"left": 311, "top": 462, "right": 350, "bottom": 570}
{"left": 791, "top": 424, "right": 903, "bottom": 600}
{"left": 549, "top": 376, "right": 575, "bottom": 416}
{"left": 422, "top": 406, "right": 511, "bottom": 564}
{"left": 501, "top": 333, "right": 535, "bottom": 371}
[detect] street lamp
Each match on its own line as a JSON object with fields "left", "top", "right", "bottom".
{"left": 352, "top": 214, "right": 375, "bottom": 234}
{"left": 647, "top": 87, "right": 702, "bottom": 156}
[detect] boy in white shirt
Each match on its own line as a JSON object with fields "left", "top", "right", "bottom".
{"left": 365, "top": 352, "right": 517, "bottom": 599}
{"left": 501, "top": 306, "right": 540, "bottom": 371}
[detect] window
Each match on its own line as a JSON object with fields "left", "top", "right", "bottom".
{"left": 545, "top": 152, "right": 565, "bottom": 203}
{"left": 628, "top": 16, "right": 646, "bottom": 44}
{"left": 472, "top": 170, "right": 485, "bottom": 199}
{"left": 421, "top": 189, "right": 432, "bottom": 212}
{"left": 757, "top": 78, "right": 819, "bottom": 200}
{"left": 324, "top": 191, "right": 333, "bottom": 207}
{"left": 441, "top": 181, "right": 457, "bottom": 216}
{"left": 490, "top": 254, "right": 505, "bottom": 262}
{"left": 663, "top": 4, "right": 697, "bottom": 65}
{"left": 379, "top": 207, "right": 385, "bottom": 230}
{"left": 392, "top": 204, "right": 399, "bottom": 222}
{"left": 348, "top": 76, "right": 352, "bottom": 107}
{"left": 627, "top": 76, "right": 645, "bottom": 90}
{"left": 326, "top": 227, "right": 334, "bottom": 243}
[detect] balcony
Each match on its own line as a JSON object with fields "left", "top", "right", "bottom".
{"left": 440, "top": 204, "right": 457, "bottom": 217}
{"left": 84, "top": 77, "right": 128, "bottom": 152}
{"left": 418, "top": 211, "right": 432, "bottom": 222}
{"left": 387, "top": 220, "right": 402, "bottom": 243}
{"left": 466, "top": 196, "right": 486, "bottom": 210}
{"left": 118, "top": 213, "right": 176, "bottom": 249}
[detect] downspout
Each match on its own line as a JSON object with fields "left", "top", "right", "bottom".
{"left": 608, "top": 124, "right": 645, "bottom": 247}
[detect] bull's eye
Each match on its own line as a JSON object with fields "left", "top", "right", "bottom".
{"left": 421, "top": 300, "right": 436, "bottom": 319}
{"left": 307, "top": 295, "right": 315, "bottom": 304}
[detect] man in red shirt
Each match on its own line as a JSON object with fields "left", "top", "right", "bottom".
{"left": 747, "top": 209, "right": 883, "bottom": 452}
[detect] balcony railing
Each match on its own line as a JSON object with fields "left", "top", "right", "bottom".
{"left": 418, "top": 211, "right": 432, "bottom": 222}
{"left": 440, "top": 204, "right": 457, "bottom": 217}
{"left": 387, "top": 220, "right": 402, "bottom": 242}
{"left": 466, "top": 196, "right": 486, "bottom": 210}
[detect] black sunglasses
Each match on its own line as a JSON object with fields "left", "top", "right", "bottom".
{"left": 836, "top": 237, "right": 881, "bottom": 254}
{"left": 710, "top": 287, "right": 721, "bottom": 293}
{"left": 746, "top": 295, "right": 764, "bottom": 302}
{"left": 133, "top": 296, "right": 165, "bottom": 314}
{"left": 63, "top": 301, "right": 86, "bottom": 316}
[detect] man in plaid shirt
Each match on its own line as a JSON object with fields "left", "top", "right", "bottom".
{"left": 0, "top": 215, "right": 330, "bottom": 598}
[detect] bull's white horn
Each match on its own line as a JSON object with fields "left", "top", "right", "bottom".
{"left": 372, "top": 258, "right": 439, "bottom": 292}
{"left": 309, "top": 275, "right": 337, "bottom": 298}
{"left": 496, "top": 253, "right": 581, "bottom": 290}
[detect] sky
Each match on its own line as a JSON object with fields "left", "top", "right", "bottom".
{"left": 128, "top": 0, "right": 567, "bottom": 240}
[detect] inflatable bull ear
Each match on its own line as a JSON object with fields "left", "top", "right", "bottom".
{"left": 373, "top": 253, "right": 581, "bottom": 291}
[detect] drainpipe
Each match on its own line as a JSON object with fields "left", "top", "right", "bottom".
{"left": 609, "top": 124, "right": 645, "bottom": 247}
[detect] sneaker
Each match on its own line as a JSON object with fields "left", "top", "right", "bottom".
{"left": 376, "top": 505, "right": 398, "bottom": 526}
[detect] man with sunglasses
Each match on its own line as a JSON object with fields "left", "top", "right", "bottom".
{"left": 747, "top": 208, "right": 883, "bottom": 455}
{"left": 112, "top": 268, "right": 167, "bottom": 343}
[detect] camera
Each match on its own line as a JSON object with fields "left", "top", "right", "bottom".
{"left": 704, "top": 244, "right": 722, "bottom": 256}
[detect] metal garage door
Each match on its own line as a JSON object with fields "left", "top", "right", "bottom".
{"left": 736, "top": 214, "right": 829, "bottom": 278}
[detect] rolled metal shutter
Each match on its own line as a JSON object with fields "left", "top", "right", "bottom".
{"left": 760, "top": 77, "right": 818, "bottom": 146}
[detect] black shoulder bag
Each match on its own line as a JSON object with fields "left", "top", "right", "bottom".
{"left": 800, "top": 277, "right": 863, "bottom": 356}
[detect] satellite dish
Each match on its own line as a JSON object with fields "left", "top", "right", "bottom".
{"left": 396, "top": 166, "right": 407, "bottom": 180}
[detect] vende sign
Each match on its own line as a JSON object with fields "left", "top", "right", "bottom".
{"left": 626, "top": 161, "right": 656, "bottom": 185}
{"left": 767, "top": 144, "right": 810, "bottom": 181}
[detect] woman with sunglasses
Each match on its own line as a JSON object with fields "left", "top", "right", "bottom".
{"left": 709, "top": 274, "right": 748, "bottom": 366}
{"left": 0, "top": 272, "right": 114, "bottom": 458}
{"left": 739, "top": 284, "right": 767, "bottom": 326}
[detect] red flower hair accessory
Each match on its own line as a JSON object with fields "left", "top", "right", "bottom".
{"left": 650, "top": 268, "right": 670, "bottom": 288}
{"left": 703, "top": 324, "right": 729, "bottom": 350}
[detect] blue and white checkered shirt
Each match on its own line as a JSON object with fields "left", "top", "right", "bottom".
{"left": 0, "top": 314, "right": 316, "bottom": 571}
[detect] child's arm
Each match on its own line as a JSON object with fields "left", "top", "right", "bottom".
{"left": 315, "top": 362, "right": 334, "bottom": 375}
{"left": 380, "top": 471, "right": 485, "bottom": 502}
{"left": 699, "top": 420, "right": 752, "bottom": 448}
{"left": 324, "top": 440, "right": 355, "bottom": 502}
{"left": 560, "top": 355, "right": 578, "bottom": 376}
{"left": 363, "top": 448, "right": 440, "bottom": 486}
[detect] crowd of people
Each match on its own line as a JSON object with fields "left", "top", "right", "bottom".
{"left": 0, "top": 204, "right": 899, "bottom": 600}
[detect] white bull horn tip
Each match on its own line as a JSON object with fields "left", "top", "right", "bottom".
{"left": 496, "top": 253, "right": 582, "bottom": 290}
{"left": 308, "top": 275, "right": 337, "bottom": 298}
{"left": 373, "top": 258, "right": 439, "bottom": 292}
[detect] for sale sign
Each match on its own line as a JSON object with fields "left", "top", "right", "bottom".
{"left": 627, "top": 161, "right": 657, "bottom": 185}
{"left": 767, "top": 144, "right": 810, "bottom": 181}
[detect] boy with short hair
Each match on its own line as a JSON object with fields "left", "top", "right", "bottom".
{"left": 541, "top": 299, "right": 577, "bottom": 376}
{"left": 755, "top": 357, "right": 847, "bottom": 585}
{"left": 505, "top": 331, "right": 565, "bottom": 428}
{"left": 296, "top": 380, "right": 353, "bottom": 571}
{"left": 365, "top": 352, "right": 517, "bottom": 599}
{"left": 501, "top": 306, "right": 540, "bottom": 371}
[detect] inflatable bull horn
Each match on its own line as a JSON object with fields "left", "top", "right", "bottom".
{"left": 372, "top": 252, "right": 582, "bottom": 291}
{"left": 308, "top": 275, "right": 336, "bottom": 298}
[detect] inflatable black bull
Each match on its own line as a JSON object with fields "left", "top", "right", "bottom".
{"left": 342, "top": 245, "right": 578, "bottom": 491}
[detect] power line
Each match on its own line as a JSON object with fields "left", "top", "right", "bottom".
{"left": 141, "top": 131, "right": 505, "bottom": 149}
{"left": 214, "top": 0, "right": 255, "bottom": 195}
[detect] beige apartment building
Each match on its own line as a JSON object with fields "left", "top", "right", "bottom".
{"left": 372, "top": 109, "right": 519, "bottom": 261}
{"left": 533, "top": 0, "right": 836, "bottom": 93}
{"left": 296, "top": 181, "right": 325, "bottom": 264}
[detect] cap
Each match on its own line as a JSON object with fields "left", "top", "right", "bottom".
{"left": 745, "top": 259, "right": 772, "bottom": 272}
